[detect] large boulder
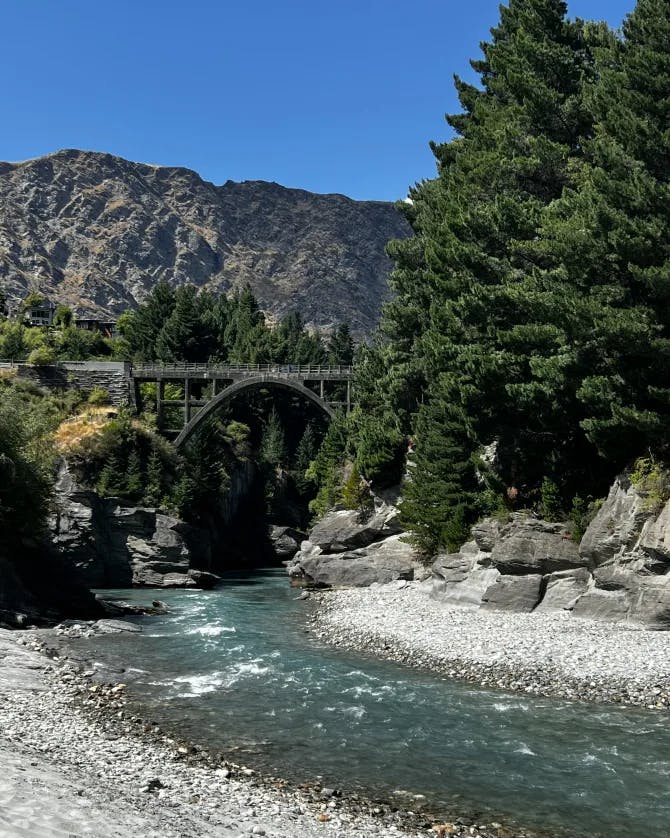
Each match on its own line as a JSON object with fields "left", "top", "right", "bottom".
{"left": 489, "top": 514, "right": 585, "bottom": 575}
{"left": 431, "top": 544, "right": 500, "bottom": 608}
{"left": 308, "top": 502, "right": 402, "bottom": 553}
{"left": 288, "top": 534, "right": 426, "bottom": 589}
{"left": 269, "top": 526, "right": 305, "bottom": 560}
{"left": 481, "top": 574, "right": 543, "bottom": 612}
{"left": 535, "top": 569, "right": 591, "bottom": 612}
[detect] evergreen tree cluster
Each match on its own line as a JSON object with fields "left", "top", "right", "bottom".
{"left": 350, "top": 0, "right": 670, "bottom": 552}
{"left": 120, "top": 282, "right": 354, "bottom": 366}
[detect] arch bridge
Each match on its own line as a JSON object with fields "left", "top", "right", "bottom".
{"left": 131, "top": 363, "right": 353, "bottom": 449}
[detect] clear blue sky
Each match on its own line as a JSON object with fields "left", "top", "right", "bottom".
{"left": 2, "top": 1, "right": 634, "bottom": 201}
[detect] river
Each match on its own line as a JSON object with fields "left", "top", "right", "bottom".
{"left": 64, "top": 569, "right": 670, "bottom": 837}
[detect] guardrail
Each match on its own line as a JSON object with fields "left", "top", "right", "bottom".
{"left": 132, "top": 363, "right": 353, "bottom": 376}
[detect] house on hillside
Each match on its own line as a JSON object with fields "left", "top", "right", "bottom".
{"left": 74, "top": 317, "right": 117, "bottom": 337}
{"left": 24, "top": 297, "right": 56, "bottom": 326}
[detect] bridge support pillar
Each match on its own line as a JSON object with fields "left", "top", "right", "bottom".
{"left": 320, "top": 379, "right": 324, "bottom": 399}
{"left": 156, "top": 379, "right": 164, "bottom": 423}
{"left": 184, "top": 377, "right": 191, "bottom": 423}
{"left": 346, "top": 380, "right": 351, "bottom": 413}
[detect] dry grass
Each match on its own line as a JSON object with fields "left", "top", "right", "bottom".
{"left": 54, "top": 406, "right": 118, "bottom": 452}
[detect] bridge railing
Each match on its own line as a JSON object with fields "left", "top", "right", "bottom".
{"left": 132, "top": 362, "right": 353, "bottom": 377}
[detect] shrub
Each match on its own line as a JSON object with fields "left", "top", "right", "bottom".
{"left": 87, "top": 387, "right": 110, "bottom": 406}
{"left": 630, "top": 455, "right": 670, "bottom": 512}
{"left": 27, "top": 345, "right": 56, "bottom": 366}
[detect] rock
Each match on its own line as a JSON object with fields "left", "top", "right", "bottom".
{"left": 480, "top": 574, "right": 543, "bottom": 612}
{"left": 289, "top": 534, "right": 424, "bottom": 589}
{"left": 535, "top": 569, "right": 591, "bottom": 612}
{"left": 639, "top": 500, "right": 670, "bottom": 566}
{"left": 431, "top": 547, "right": 500, "bottom": 608}
{"left": 308, "top": 503, "right": 402, "bottom": 553}
{"left": 580, "top": 475, "right": 653, "bottom": 566}
{"left": 471, "top": 519, "right": 504, "bottom": 552}
{"left": 50, "top": 459, "right": 214, "bottom": 589}
{"left": 629, "top": 580, "right": 670, "bottom": 629}
{"left": 571, "top": 588, "right": 631, "bottom": 622}
{"left": 268, "top": 526, "right": 305, "bottom": 560}
{"left": 489, "top": 514, "right": 584, "bottom": 575}
{"left": 94, "top": 619, "right": 142, "bottom": 634}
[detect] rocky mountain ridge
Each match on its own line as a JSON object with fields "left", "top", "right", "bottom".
{"left": 0, "top": 149, "right": 410, "bottom": 334}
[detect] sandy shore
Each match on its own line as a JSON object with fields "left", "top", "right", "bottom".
{"left": 310, "top": 582, "right": 670, "bottom": 709}
{"left": 0, "top": 626, "right": 512, "bottom": 838}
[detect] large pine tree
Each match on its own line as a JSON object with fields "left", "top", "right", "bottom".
{"left": 534, "top": 0, "right": 670, "bottom": 467}
{"left": 369, "top": 0, "right": 603, "bottom": 550}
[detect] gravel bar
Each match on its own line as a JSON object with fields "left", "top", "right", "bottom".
{"left": 309, "top": 582, "right": 670, "bottom": 709}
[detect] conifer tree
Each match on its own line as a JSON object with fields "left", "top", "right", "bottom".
{"left": 536, "top": 0, "right": 670, "bottom": 467}
{"left": 260, "top": 407, "right": 287, "bottom": 467}
{"left": 363, "top": 0, "right": 602, "bottom": 549}
{"left": 121, "top": 281, "right": 175, "bottom": 360}
{"left": 327, "top": 323, "right": 354, "bottom": 365}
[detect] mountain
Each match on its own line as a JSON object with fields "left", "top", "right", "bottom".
{"left": 0, "top": 149, "right": 410, "bottom": 335}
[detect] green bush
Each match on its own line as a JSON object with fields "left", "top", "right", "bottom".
{"left": 630, "top": 456, "right": 670, "bottom": 512}
{"left": 87, "top": 387, "right": 110, "bottom": 406}
{"left": 27, "top": 346, "right": 56, "bottom": 366}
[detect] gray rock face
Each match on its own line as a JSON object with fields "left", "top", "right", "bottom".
{"left": 269, "top": 526, "right": 305, "bottom": 559}
{"left": 0, "top": 149, "right": 410, "bottom": 336}
{"left": 49, "top": 461, "right": 216, "bottom": 589}
{"left": 287, "top": 499, "right": 427, "bottom": 590}
{"left": 579, "top": 476, "right": 653, "bottom": 566}
{"left": 535, "top": 569, "right": 591, "bottom": 612}
{"left": 481, "top": 574, "right": 543, "bottom": 612}
{"left": 308, "top": 504, "right": 402, "bottom": 553}
{"left": 489, "top": 515, "right": 584, "bottom": 575}
{"left": 427, "top": 473, "right": 670, "bottom": 628}
{"left": 431, "top": 546, "right": 500, "bottom": 608}
{"left": 289, "top": 534, "right": 424, "bottom": 589}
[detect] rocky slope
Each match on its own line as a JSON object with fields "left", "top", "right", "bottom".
{"left": 293, "top": 472, "right": 670, "bottom": 629}
{"left": 0, "top": 149, "right": 410, "bottom": 334}
{"left": 49, "top": 460, "right": 218, "bottom": 589}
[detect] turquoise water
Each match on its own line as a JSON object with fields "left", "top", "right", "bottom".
{"left": 76, "top": 570, "right": 670, "bottom": 837}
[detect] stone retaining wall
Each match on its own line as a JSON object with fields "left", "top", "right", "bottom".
{"left": 17, "top": 362, "right": 131, "bottom": 406}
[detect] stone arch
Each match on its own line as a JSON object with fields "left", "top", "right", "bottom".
{"left": 173, "top": 375, "right": 335, "bottom": 449}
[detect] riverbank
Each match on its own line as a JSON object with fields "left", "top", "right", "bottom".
{"left": 0, "top": 626, "right": 511, "bottom": 838}
{"left": 310, "top": 583, "right": 670, "bottom": 709}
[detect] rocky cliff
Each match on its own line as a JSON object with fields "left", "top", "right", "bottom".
{"left": 0, "top": 149, "right": 410, "bottom": 335}
{"left": 49, "top": 460, "right": 218, "bottom": 589}
{"left": 428, "top": 475, "right": 670, "bottom": 628}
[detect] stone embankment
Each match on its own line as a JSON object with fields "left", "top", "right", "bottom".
{"left": 18, "top": 361, "right": 131, "bottom": 406}
{"left": 0, "top": 627, "right": 506, "bottom": 838}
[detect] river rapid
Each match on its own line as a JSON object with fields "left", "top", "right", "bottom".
{"left": 63, "top": 570, "right": 670, "bottom": 837}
